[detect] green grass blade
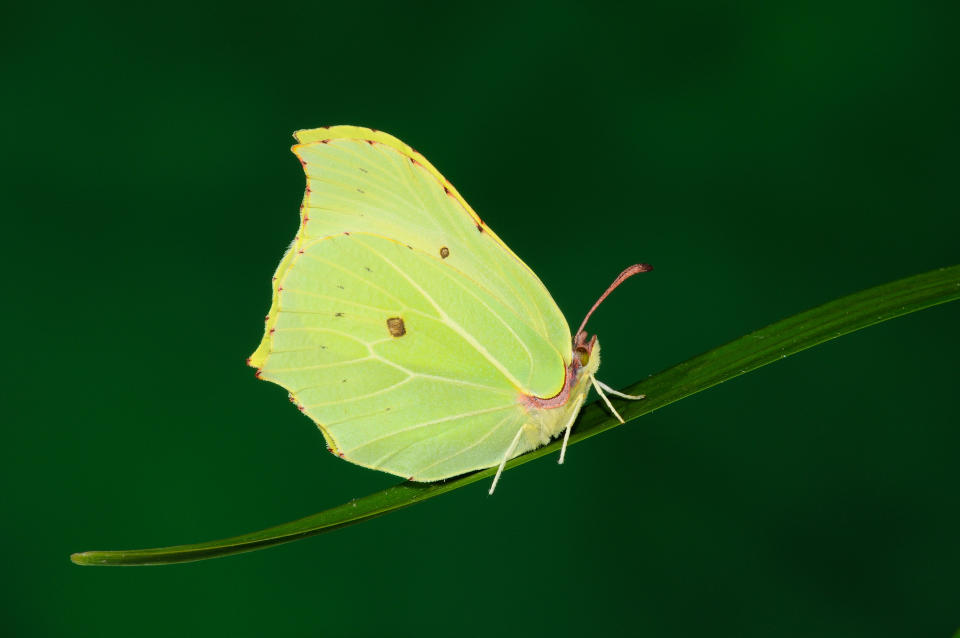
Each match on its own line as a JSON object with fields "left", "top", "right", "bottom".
{"left": 71, "top": 265, "right": 960, "bottom": 566}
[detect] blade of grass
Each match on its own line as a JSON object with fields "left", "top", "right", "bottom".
{"left": 72, "top": 265, "right": 960, "bottom": 565}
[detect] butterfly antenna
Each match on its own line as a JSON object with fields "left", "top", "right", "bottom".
{"left": 575, "top": 263, "right": 653, "bottom": 338}
{"left": 558, "top": 394, "right": 586, "bottom": 465}
{"left": 489, "top": 427, "right": 526, "bottom": 495}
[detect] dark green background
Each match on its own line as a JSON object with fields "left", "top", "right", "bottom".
{"left": 4, "top": 1, "right": 958, "bottom": 636}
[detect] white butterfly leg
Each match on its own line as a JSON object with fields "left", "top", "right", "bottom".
{"left": 558, "top": 394, "right": 586, "bottom": 465}
{"left": 591, "top": 376, "right": 626, "bottom": 423}
{"left": 595, "top": 379, "right": 645, "bottom": 400}
{"left": 489, "top": 426, "right": 526, "bottom": 495}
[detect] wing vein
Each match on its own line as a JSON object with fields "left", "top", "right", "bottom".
{"left": 301, "top": 377, "right": 413, "bottom": 407}
{"left": 411, "top": 412, "right": 521, "bottom": 476}
{"left": 267, "top": 356, "right": 372, "bottom": 373}
{"left": 371, "top": 355, "right": 514, "bottom": 394}
{"left": 342, "top": 405, "right": 516, "bottom": 454}
{"left": 352, "top": 237, "right": 527, "bottom": 390}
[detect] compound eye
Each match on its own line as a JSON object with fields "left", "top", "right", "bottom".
{"left": 574, "top": 347, "right": 590, "bottom": 366}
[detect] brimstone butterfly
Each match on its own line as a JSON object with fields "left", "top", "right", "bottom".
{"left": 248, "top": 126, "right": 650, "bottom": 493}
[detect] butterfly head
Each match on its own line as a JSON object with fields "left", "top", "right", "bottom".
{"left": 573, "top": 330, "right": 598, "bottom": 368}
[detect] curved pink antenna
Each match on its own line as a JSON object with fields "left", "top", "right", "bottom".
{"left": 575, "top": 263, "right": 653, "bottom": 338}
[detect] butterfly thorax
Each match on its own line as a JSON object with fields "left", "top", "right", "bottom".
{"left": 519, "top": 335, "right": 601, "bottom": 446}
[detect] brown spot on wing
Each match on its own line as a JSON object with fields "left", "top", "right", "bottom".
{"left": 386, "top": 317, "right": 406, "bottom": 337}
{"left": 440, "top": 246, "right": 450, "bottom": 259}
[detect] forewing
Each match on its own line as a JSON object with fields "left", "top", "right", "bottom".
{"left": 285, "top": 126, "right": 572, "bottom": 392}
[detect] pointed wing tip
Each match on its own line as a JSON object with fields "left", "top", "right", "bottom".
{"left": 292, "top": 125, "right": 376, "bottom": 146}
{"left": 291, "top": 128, "right": 312, "bottom": 144}
{"left": 291, "top": 126, "right": 419, "bottom": 157}
{"left": 292, "top": 126, "right": 333, "bottom": 143}
{"left": 291, "top": 126, "right": 333, "bottom": 147}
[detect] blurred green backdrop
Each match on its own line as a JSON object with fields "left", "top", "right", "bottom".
{"left": 3, "top": 1, "right": 958, "bottom": 636}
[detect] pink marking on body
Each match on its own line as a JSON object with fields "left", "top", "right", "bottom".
{"left": 522, "top": 330, "right": 597, "bottom": 409}
{"left": 338, "top": 452, "right": 345, "bottom": 458}
{"left": 366, "top": 140, "right": 375, "bottom": 146}
{"left": 321, "top": 139, "right": 329, "bottom": 144}
{"left": 522, "top": 358, "right": 582, "bottom": 410}
{"left": 297, "top": 249, "right": 304, "bottom": 254}
{"left": 269, "top": 328, "right": 275, "bottom": 335}
{"left": 255, "top": 369, "right": 263, "bottom": 378}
